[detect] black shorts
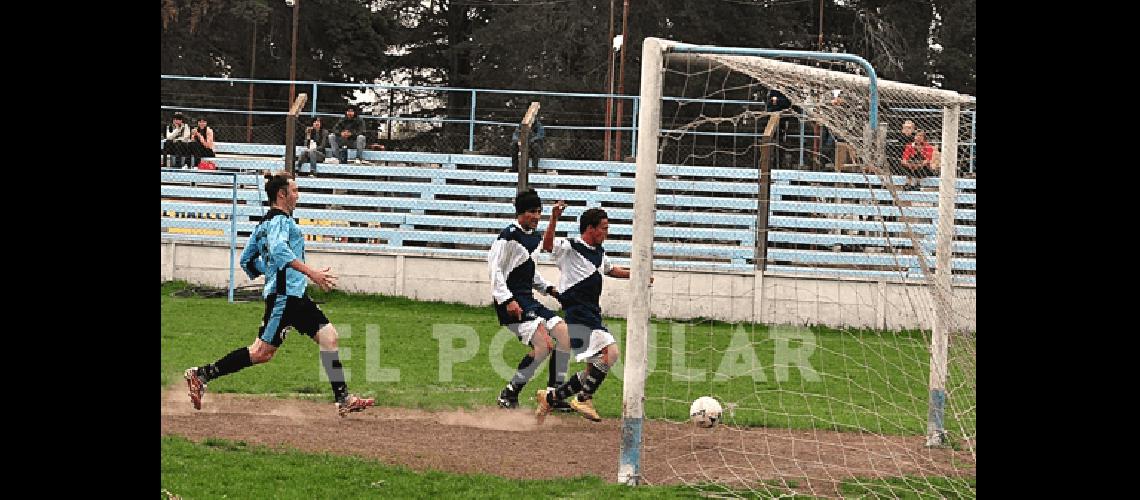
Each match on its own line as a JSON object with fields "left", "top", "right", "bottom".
{"left": 257, "top": 294, "right": 330, "bottom": 347}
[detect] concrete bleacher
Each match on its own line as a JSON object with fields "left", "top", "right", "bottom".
{"left": 161, "top": 143, "right": 977, "bottom": 284}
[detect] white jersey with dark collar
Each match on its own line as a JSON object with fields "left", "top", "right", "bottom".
{"left": 550, "top": 237, "right": 612, "bottom": 311}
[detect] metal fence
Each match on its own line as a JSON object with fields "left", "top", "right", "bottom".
{"left": 161, "top": 75, "right": 976, "bottom": 171}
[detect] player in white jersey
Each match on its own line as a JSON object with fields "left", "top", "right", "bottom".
{"left": 488, "top": 189, "right": 573, "bottom": 410}
{"left": 534, "top": 202, "right": 641, "bottom": 423}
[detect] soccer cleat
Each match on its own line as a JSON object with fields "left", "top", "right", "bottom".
{"left": 497, "top": 386, "right": 520, "bottom": 409}
{"left": 184, "top": 367, "right": 207, "bottom": 410}
{"left": 337, "top": 394, "right": 375, "bottom": 417}
{"left": 535, "top": 389, "right": 553, "bottom": 425}
{"left": 548, "top": 388, "right": 573, "bottom": 412}
{"left": 569, "top": 397, "right": 602, "bottom": 422}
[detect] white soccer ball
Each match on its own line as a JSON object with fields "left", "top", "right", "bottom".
{"left": 690, "top": 396, "right": 723, "bottom": 428}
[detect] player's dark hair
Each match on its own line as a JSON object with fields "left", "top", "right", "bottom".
{"left": 580, "top": 208, "right": 608, "bottom": 234}
{"left": 514, "top": 188, "right": 542, "bottom": 215}
{"left": 264, "top": 170, "right": 295, "bottom": 204}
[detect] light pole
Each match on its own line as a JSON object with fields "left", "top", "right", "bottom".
{"left": 287, "top": 0, "right": 299, "bottom": 105}
{"left": 614, "top": 0, "right": 629, "bottom": 162}
{"left": 603, "top": 0, "right": 615, "bottom": 161}
{"left": 610, "top": 34, "right": 623, "bottom": 161}
{"left": 247, "top": 21, "right": 257, "bottom": 142}
{"left": 285, "top": 0, "right": 300, "bottom": 173}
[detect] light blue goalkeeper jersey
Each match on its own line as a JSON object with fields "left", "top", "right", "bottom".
{"left": 239, "top": 208, "right": 309, "bottom": 298}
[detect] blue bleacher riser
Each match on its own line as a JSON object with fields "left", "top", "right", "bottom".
{"left": 162, "top": 148, "right": 976, "bottom": 279}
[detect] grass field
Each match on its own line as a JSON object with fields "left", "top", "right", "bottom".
{"left": 160, "top": 436, "right": 711, "bottom": 499}
{"left": 161, "top": 281, "right": 974, "bottom": 436}
{"left": 161, "top": 436, "right": 974, "bottom": 499}
{"left": 161, "top": 281, "right": 975, "bottom": 498}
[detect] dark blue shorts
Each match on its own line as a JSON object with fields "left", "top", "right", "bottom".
{"left": 564, "top": 304, "right": 606, "bottom": 332}
{"left": 493, "top": 293, "right": 557, "bottom": 326}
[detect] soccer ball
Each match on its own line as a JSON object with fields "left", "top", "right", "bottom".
{"left": 690, "top": 396, "right": 723, "bottom": 428}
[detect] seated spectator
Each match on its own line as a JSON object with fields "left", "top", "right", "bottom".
{"left": 296, "top": 117, "right": 329, "bottom": 176}
{"left": 331, "top": 128, "right": 362, "bottom": 164}
{"left": 189, "top": 117, "right": 215, "bottom": 169}
{"left": 899, "top": 119, "right": 915, "bottom": 144}
{"left": 329, "top": 105, "right": 367, "bottom": 164}
{"left": 162, "top": 113, "right": 193, "bottom": 168}
{"left": 889, "top": 120, "right": 917, "bottom": 180}
{"left": 509, "top": 118, "right": 545, "bottom": 172}
{"left": 901, "top": 129, "right": 940, "bottom": 190}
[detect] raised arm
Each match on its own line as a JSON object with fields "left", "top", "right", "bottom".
{"left": 541, "top": 200, "right": 566, "bottom": 252}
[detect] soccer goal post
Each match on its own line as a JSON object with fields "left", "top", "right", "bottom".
{"left": 618, "top": 38, "right": 975, "bottom": 497}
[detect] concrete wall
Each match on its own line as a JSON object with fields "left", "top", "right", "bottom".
{"left": 161, "top": 239, "right": 976, "bottom": 332}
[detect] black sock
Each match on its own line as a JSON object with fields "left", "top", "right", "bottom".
{"left": 578, "top": 361, "right": 610, "bottom": 399}
{"left": 552, "top": 371, "right": 585, "bottom": 403}
{"left": 320, "top": 350, "right": 350, "bottom": 403}
{"left": 550, "top": 363, "right": 608, "bottom": 404}
{"left": 508, "top": 352, "right": 544, "bottom": 392}
{"left": 199, "top": 347, "right": 253, "bottom": 382}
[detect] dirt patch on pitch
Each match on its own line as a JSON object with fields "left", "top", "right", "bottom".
{"left": 161, "top": 387, "right": 974, "bottom": 498}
